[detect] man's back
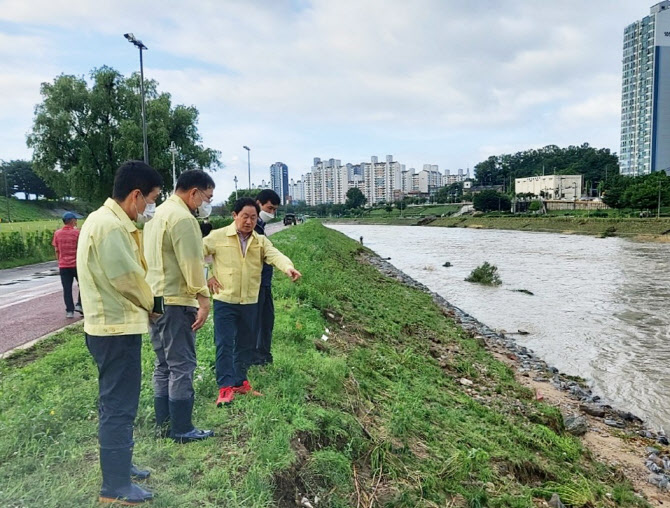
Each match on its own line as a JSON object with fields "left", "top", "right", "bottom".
{"left": 52, "top": 226, "right": 79, "bottom": 268}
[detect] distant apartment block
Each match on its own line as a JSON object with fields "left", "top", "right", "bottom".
{"left": 269, "top": 162, "right": 289, "bottom": 204}
{"left": 299, "top": 155, "right": 470, "bottom": 205}
{"left": 620, "top": 1, "right": 670, "bottom": 176}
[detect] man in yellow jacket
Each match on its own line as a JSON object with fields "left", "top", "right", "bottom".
{"left": 204, "top": 197, "right": 301, "bottom": 406}
{"left": 77, "top": 161, "right": 163, "bottom": 505}
{"left": 144, "top": 170, "right": 214, "bottom": 443}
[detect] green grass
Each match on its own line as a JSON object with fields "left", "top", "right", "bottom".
{"left": 367, "top": 204, "right": 461, "bottom": 218}
{"left": 430, "top": 215, "right": 670, "bottom": 237}
{"left": 0, "top": 219, "right": 62, "bottom": 234}
{"left": 0, "top": 222, "right": 649, "bottom": 507}
{"left": 0, "top": 196, "right": 62, "bottom": 222}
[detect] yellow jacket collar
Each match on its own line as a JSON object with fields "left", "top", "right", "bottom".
{"left": 167, "top": 193, "right": 193, "bottom": 213}
{"left": 104, "top": 198, "right": 137, "bottom": 234}
{"left": 224, "top": 222, "right": 258, "bottom": 239}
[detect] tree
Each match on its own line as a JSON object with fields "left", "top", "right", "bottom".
{"left": 0, "top": 160, "right": 56, "bottom": 199}
{"left": 435, "top": 182, "right": 463, "bottom": 203}
{"left": 28, "top": 66, "right": 222, "bottom": 204}
{"left": 345, "top": 187, "right": 366, "bottom": 209}
{"left": 473, "top": 143, "right": 619, "bottom": 190}
{"left": 225, "top": 188, "right": 260, "bottom": 209}
{"left": 473, "top": 190, "right": 511, "bottom": 212}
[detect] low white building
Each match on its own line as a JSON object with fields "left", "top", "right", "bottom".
{"left": 515, "top": 175, "right": 583, "bottom": 200}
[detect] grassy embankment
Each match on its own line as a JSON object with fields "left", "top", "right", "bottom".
{"left": 0, "top": 222, "right": 648, "bottom": 507}
{"left": 429, "top": 215, "right": 670, "bottom": 238}
{"left": 327, "top": 213, "right": 670, "bottom": 238}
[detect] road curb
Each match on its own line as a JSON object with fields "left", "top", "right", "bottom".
{"left": 0, "top": 320, "right": 83, "bottom": 360}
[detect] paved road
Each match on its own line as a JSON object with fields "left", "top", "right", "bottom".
{"left": 0, "top": 261, "right": 82, "bottom": 356}
{"left": 0, "top": 222, "right": 289, "bottom": 356}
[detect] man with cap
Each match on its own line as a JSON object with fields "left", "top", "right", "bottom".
{"left": 52, "top": 211, "right": 81, "bottom": 318}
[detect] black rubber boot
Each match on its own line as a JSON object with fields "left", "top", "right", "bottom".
{"left": 99, "top": 448, "right": 153, "bottom": 505}
{"left": 154, "top": 396, "right": 170, "bottom": 438}
{"left": 169, "top": 397, "right": 214, "bottom": 444}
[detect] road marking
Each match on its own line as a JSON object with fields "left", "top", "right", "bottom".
{"left": 0, "top": 283, "right": 63, "bottom": 310}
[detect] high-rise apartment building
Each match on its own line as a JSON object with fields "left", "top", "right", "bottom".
{"left": 270, "top": 162, "right": 289, "bottom": 203}
{"left": 620, "top": 1, "right": 670, "bottom": 176}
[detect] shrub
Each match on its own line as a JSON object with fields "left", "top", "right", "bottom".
{"left": 208, "top": 216, "right": 233, "bottom": 230}
{"left": 465, "top": 262, "right": 502, "bottom": 286}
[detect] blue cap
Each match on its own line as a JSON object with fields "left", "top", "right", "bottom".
{"left": 62, "top": 212, "right": 77, "bottom": 222}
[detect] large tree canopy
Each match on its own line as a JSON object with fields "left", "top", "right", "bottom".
{"left": 474, "top": 144, "right": 618, "bottom": 194}
{"left": 0, "top": 159, "right": 56, "bottom": 199}
{"left": 345, "top": 187, "right": 366, "bottom": 209}
{"left": 27, "top": 66, "right": 222, "bottom": 204}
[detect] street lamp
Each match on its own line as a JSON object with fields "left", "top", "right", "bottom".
{"left": 233, "top": 175, "right": 238, "bottom": 201}
{"left": 243, "top": 145, "right": 250, "bottom": 189}
{"left": 168, "top": 141, "right": 178, "bottom": 191}
{"left": 124, "top": 33, "right": 149, "bottom": 164}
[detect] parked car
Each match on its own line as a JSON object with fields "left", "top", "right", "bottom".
{"left": 283, "top": 213, "right": 297, "bottom": 225}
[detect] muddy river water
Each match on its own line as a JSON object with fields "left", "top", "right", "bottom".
{"left": 327, "top": 224, "right": 670, "bottom": 430}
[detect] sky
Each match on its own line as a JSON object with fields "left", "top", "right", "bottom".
{"left": 0, "top": 0, "right": 649, "bottom": 202}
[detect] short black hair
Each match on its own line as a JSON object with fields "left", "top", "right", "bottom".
{"left": 176, "top": 170, "right": 215, "bottom": 192}
{"left": 233, "top": 197, "right": 260, "bottom": 215}
{"left": 112, "top": 160, "right": 163, "bottom": 200}
{"left": 256, "top": 189, "right": 280, "bottom": 206}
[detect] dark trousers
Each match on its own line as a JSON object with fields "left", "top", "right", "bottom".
{"left": 254, "top": 286, "right": 275, "bottom": 365}
{"left": 213, "top": 300, "right": 258, "bottom": 388}
{"left": 59, "top": 267, "right": 81, "bottom": 312}
{"left": 86, "top": 334, "right": 141, "bottom": 450}
{"left": 150, "top": 305, "right": 197, "bottom": 400}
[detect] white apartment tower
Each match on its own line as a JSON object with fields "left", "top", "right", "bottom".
{"left": 620, "top": 1, "right": 670, "bottom": 176}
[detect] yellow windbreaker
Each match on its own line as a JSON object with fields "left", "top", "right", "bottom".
{"left": 144, "top": 194, "right": 210, "bottom": 308}
{"left": 76, "top": 198, "right": 153, "bottom": 336}
{"left": 203, "top": 223, "right": 294, "bottom": 305}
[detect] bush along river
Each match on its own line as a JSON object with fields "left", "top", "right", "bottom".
{"left": 329, "top": 224, "right": 670, "bottom": 486}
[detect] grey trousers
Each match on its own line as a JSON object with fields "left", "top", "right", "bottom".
{"left": 150, "top": 305, "right": 198, "bottom": 400}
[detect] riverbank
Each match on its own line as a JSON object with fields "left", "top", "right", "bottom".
{"left": 0, "top": 222, "right": 661, "bottom": 506}
{"left": 325, "top": 215, "right": 670, "bottom": 240}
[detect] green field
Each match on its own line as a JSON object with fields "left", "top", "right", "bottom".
{"left": 367, "top": 204, "right": 461, "bottom": 218}
{"left": 0, "top": 219, "right": 62, "bottom": 234}
{"left": 0, "top": 222, "right": 648, "bottom": 507}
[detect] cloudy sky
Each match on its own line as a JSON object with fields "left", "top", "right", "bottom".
{"left": 0, "top": 0, "right": 648, "bottom": 201}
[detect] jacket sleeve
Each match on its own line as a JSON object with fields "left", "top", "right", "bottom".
{"left": 261, "top": 236, "right": 295, "bottom": 273}
{"left": 202, "top": 231, "right": 215, "bottom": 257}
{"left": 171, "top": 218, "right": 210, "bottom": 298}
{"left": 98, "top": 226, "right": 154, "bottom": 312}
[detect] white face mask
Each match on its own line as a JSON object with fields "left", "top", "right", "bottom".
{"left": 135, "top": 194, "right": 156, "bottom": 224}
{"left": 259, "top": 210, "right": 275, "bottom": 222}
{"left": 195, "top": 190, "right": 212, "bottom": 218}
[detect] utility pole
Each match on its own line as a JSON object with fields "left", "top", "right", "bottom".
{"left": 658, "top": 180, "right": 662, "bottom": 219}
{"left": 234, "top": 175, "right": 238, "bottom": 201}
{"left": 169, "top": 141, "right": 178, "bottom": 191}
{"left": 2, "top": 163, "right": 10, "bottom": 222}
